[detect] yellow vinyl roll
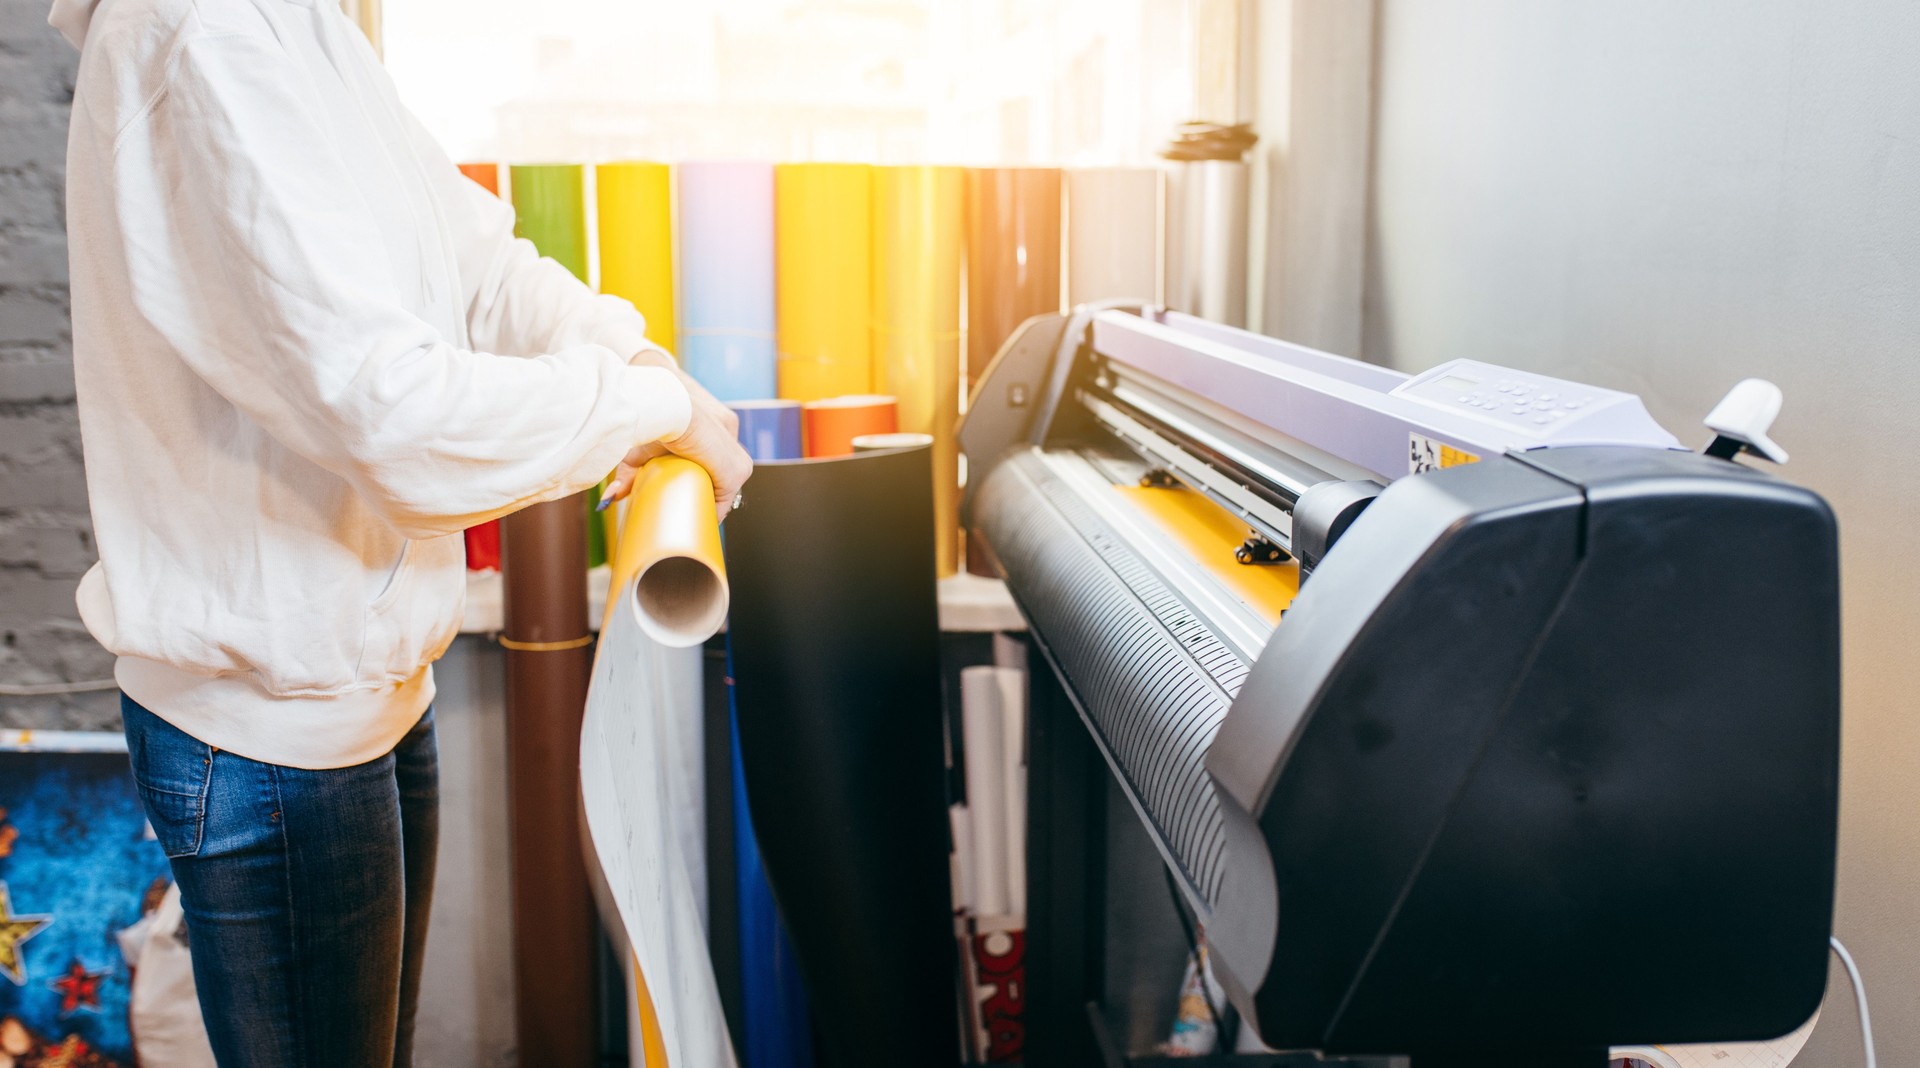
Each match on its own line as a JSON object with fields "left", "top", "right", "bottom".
{"left": 633, "top": 951, "right": 668, "bottom": 1068}
{"left": 872, "top": 165, "right": 964, "bottom": 576}
{"left": 597, "top": 162, "right": 676, "bottom": 351}
{"left": 1111, "top": 484, "right": 1300, "bottom": 625}
{"left": 607, "top": 457, "right": 730, "bottom": 647}
{"left": 776, "top": 163, "right": 873, "bottom": 401}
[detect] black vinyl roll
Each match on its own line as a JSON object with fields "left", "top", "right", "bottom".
{"left": 723, "top": 444, "right": 961, "bottom": 1068}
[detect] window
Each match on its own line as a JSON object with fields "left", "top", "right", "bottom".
{"left": 382, "top": 0, "right": 1198, "bottom": 165}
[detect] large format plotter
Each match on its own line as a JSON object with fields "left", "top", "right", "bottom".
{"left": 960, "top": 308, "right": 1839, "bottom": 1067}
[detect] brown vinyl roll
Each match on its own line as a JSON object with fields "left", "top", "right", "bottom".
{"left": 501, "top": 498, "right": 597, "bottom": 1067}
{"left": 965, "top": 167, "right": 1062, "bottom": 394}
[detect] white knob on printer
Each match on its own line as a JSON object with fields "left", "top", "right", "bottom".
{"left": 1703, "top": 378, "right": 1790, "bottom": 464}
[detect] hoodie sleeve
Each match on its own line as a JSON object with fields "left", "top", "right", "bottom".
{"left": 398, "top": 112, "right": 674, "bottom": 367}
{"left": 121, "top": 30, "right": 690, "bottom": 540}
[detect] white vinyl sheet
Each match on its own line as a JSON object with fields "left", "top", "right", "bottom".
{"left": 581, "top": 605, "right": 734, "bottom": 1067}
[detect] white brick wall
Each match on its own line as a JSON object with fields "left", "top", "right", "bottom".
{"left": 0, "top": 0, "right": 117, "bottom": 729}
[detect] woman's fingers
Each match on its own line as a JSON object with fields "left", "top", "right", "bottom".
{"left": 596, "top": 463, "right": 640, "bottom": 510}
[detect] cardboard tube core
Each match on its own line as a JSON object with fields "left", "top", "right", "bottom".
{"left": 606, "top": 456, "right": 731, "bottom": 649}
{"left": 632, "top": 554, "right": 728, "bottom": 648}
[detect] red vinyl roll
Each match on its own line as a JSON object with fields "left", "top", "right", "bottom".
{"left": 459, "top": 160, "right": 502, "bottom": 571}
{"left": 802, "top": 395, "right": 898, "bottom": 458}
{"left": 465, "top": 520, "right": 501, "bottom": 571}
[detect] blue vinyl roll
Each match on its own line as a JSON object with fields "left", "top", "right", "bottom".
{"left": 679, "top": 162, "right": 777, "bottom": 402}
{"left": 686, "top": 332, "right": 778, "bottom": 402}
{"left": 718, "top": 398, "right": 807, "bottom": 1068}
{"left": 730, "top": 701, "right": 814, "bottom": 1068}
{"left": 730, "top": 400, "right": 803, "bottom": 462}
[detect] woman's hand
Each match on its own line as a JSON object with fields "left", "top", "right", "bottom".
{"left": 601, "top": 366, "right": 751, "bottom": 521}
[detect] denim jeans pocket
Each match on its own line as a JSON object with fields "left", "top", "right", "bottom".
{"left": 137, "top": 784, "right": 206, "bottom": 858}
{"left": 121, "top": 696, "right": 213, "bottom": 859}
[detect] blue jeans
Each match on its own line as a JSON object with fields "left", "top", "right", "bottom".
{"left": 121, "top": 695, "right": 439, "bottom": 1067}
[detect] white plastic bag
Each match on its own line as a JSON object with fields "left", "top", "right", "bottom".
{"left": 129, "top": 883, "right": 216, "bottom": 1068}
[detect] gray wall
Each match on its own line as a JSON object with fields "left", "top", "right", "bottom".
{"left": 0, "top": 0, "right": 115, "bottom": 730}
{"left": 1362, "top": 2, "right": 1919, "bottom": 1063}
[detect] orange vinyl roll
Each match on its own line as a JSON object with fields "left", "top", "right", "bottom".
{"left": 965, "top": 167, "right": 1062, "bottom": 393}
{"left": 458, "top": 161, "right": 499, "bottom": 196}
{"left": 801, "top": 394, "right": 897, "bottom": 458}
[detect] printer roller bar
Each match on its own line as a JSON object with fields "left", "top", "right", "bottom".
{"left": 974, "top": 445, "right": 1253, "bottom": 911}
{"left": 1081, "top": 391, "right": 1298, "bottom": 552}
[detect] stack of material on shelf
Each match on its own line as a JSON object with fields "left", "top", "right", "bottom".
{"left": 951, "top": 663, "right": 1028, "bottom": 1064}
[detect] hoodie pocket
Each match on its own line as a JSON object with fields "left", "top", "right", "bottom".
{"left": 358, "top": 534, "right": 465, "bottom": 685}
{"left": 369, "top": 539, "right": 415, "bottom": 613}
{"left": 357, "top": 538, "right": 417, "bottom": 681}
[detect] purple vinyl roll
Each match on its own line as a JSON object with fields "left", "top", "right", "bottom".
{"left": 679, "top": 162, "right": 777, "bottom": 402}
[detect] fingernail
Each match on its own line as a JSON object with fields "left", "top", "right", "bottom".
{"left": 595, "top": 487, "right": 617, "bottom": 512}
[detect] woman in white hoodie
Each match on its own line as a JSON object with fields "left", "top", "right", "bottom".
{"left": 50, "top": 0, "right": 751, "bottom": 1060}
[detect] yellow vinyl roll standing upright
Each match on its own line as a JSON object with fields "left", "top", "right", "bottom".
{"left": 595, "top": 161, "right": 676, "bottom": 566}
{"left": 872, "top": 165, "right": 963, "bottom": 576}
{"left": 597, "top": 162, "right": 676, "bottom": 351}
{"left": 776, "top": 163, "right": 873, "bottom": 401}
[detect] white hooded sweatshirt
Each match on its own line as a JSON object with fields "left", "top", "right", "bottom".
{"left": 52, "top": 0, "right": 693, "bottom": 768}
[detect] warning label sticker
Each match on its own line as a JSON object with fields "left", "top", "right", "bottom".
{"left": 1409, "top": 433, "right": 1480, "bottom": 475}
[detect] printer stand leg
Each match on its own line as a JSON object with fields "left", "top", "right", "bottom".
{"left": 1023, "top": 654, "right": 1108, "bottom": 1067}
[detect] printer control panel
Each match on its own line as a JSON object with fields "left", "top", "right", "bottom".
{"left": 1392, "top": 359, "right": 1678, "bottom": 448}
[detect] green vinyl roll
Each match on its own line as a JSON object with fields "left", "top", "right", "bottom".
{"left": 586, "top": 489, "right": 608, "bottom": 569}
{"left": 510, "top": 164, "right": 590, "bottom": 282}
{"left": 509, "top": 164, "right": 602, "bottom": 566}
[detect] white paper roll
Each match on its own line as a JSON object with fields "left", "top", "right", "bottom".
{"left": 949, "top": 804, "right": 975, "bottom": 915}
{"left": 1163, "top": 159, "right": 1250, "bottom": 327}
{"left": 992, "top": 632, "right": 1027, "bottom": 671}
{"left": 961, "top": 666, "right": 1012, "bottom": 917}
{"left": 998, "top": 670, "right": 1028, "bottom": 919}
{"left": 1067, "top": 167, "right": 1162, "bottom": 307}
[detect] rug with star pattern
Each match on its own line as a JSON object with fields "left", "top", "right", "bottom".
{"left": 0, "top": 738, "right": 170, "bottom": 1068}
